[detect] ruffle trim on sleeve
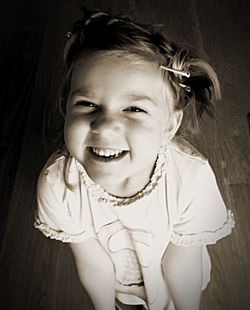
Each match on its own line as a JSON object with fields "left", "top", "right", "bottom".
{"left": 171, "top": 210, "right": 235, "bottom": 247}
{"left": 34, "top": 219, "right": 91, "bottom": 243}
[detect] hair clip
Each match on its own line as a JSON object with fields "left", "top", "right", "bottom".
{"left": 179, "top": 83, "right": 191, "bottom": 92}
{"left": 160, "top": 65, "right": 190, "bottom": 78}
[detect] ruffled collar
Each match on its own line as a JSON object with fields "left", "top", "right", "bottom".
{"left": 74, "top": 144, "right": 169, "bottom": 207}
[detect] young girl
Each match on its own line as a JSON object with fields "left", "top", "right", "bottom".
{"left": 34, "top": 9, "right": 235, "bottom": 310}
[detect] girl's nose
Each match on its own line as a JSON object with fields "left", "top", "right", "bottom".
{"left": 91, "top": 115, "right": 124, "bottom": 138}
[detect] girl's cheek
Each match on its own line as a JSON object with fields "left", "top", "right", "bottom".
{"left": 65, "top": 113, "right": 91, "bottom": 129}
{"left": 64, "top": 117, "right": 86, "bottom": 145}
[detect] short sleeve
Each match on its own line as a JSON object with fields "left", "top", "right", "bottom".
{"left": 34, "top": 157, "right": 95, "bottom": 243}
{"left": 170, "top": 162, "right": 235, "bottom": 247}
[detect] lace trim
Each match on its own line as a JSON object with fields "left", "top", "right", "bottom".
{"left": 171, "top": 210, "right": 235, "bottom": 246}
{"left": 75, "top": 145, "right": 169, "bottom": 207}
{"left": 34, "top": 218, "right": 89, "bottom": 243}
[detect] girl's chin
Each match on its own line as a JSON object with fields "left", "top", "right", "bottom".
{"left": 89, "top": 177, "right": 138, "bottom": 198}
{"left": 83, "top": 166, "right": 136, "bottom": 196}
{"left": 85, "top": 166, "right": 152, "bottom": 198}
{"left": 87, "top": 170, "right": 125, "bottom": 187}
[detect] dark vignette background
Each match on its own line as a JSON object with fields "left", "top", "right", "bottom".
{"left": 0, "top": 0, "right": 249, "bottom": 309}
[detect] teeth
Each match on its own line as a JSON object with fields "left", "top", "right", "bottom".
{"left": 92, "top": 147, "right": 123, "bottom": 157}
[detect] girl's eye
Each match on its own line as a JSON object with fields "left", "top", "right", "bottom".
{"left": 74, "top": 100, "right": 98, "bottom": 112}
{"left": 124, "top": 106, "right": 147, "bottom": 113}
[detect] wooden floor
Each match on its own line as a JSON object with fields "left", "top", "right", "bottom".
{"left": 0, "top": 0, "right": 249, "bottom": 309}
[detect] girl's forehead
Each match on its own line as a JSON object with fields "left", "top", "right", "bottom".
{"left": 71, "top": 52, "right": 175, "bottom": 107}
{"left": 73, "top": 52, "right": 160, "bottom": 79}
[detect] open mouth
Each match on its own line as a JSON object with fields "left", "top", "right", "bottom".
{"left": 89, "top": 147, "right": 128, "bottom": 161}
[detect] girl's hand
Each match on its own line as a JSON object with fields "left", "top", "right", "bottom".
{"left": 162, "top": 243, "right": 203, "bottom": 310}
{"left": 70, "top": 238, "right": 116, "bottom": 310}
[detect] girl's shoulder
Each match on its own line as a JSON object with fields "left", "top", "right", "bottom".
{"left": 38, "top": 152, "right": 67, "bottom": 186}
{"left": 169, "top": 136, "right": 209, "bottom": 183}
{"left": 170, "top": 136, "right": 207, "bottom": 163}
{"left": 38, "top": 152, "right": 81, "bottom": 194}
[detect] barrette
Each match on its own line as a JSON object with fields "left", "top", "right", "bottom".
{"left": 160, "top": 65, "right": 190, "bottom": 78}
{"left": 179, "top": 83, "right": 191, "bottom": 92}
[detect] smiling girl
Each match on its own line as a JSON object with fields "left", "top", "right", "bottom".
{"left": 34, "top": 9, "right": 235, "bottom": 310}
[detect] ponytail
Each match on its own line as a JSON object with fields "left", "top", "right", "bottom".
{"left": 157, "top": 43, "right": 221, "bottom": 134}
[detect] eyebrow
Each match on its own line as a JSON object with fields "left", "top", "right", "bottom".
{"left": 126, "top": 94, "right": 157, "bottom": 106}
{"left": 69, "top": 89, "right": 157, "bottom": 106}
{"left": 69, "top": 88, "right": 95, "bottom": 99}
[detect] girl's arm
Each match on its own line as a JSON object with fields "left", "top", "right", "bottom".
{"left": 162, "top": 243, "right": 203, "bottom": 310}
{"left": 70, "top": 238, "right": 115, "bottom": 310}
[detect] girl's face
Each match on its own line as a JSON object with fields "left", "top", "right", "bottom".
{"left": 64, "top": 53, "right": 181, "bottom": 196}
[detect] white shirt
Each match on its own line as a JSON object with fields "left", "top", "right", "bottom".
{"left": 34, "top": 136, "right": 235, "bottom": 310}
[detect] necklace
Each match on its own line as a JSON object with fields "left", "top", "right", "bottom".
{"left": 75, "top": 144, "right": 169, "bottom": 207}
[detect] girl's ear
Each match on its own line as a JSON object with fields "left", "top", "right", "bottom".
{"left": 164, "top": 110, "right": 183, "bottom": 141}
